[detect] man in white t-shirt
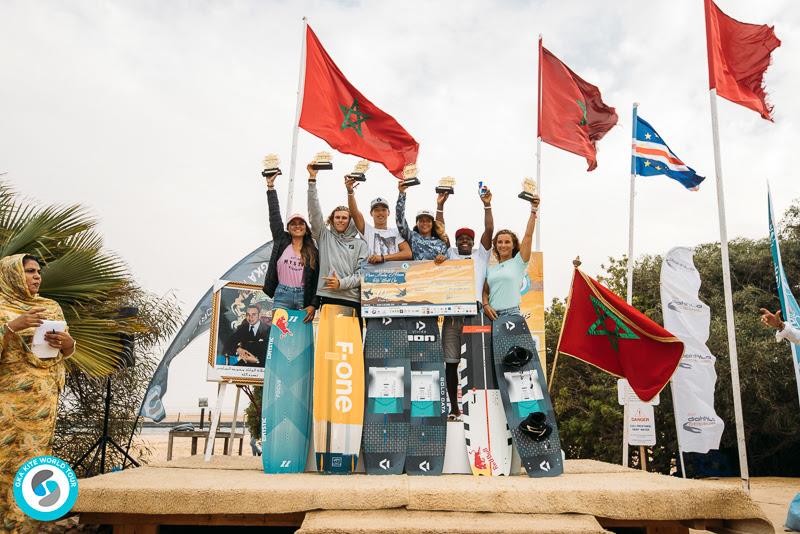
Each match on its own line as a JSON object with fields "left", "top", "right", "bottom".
{"left": 346, "top": 176, "right": 413, "bottom": 263}
{"left": 437, "top": 186, "right": 493, "bottom": 419}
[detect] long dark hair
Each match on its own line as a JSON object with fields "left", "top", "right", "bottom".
{"left": 492, "top": 229, "right": 519, "bottom": 261}
{"left": 300, "top": 230, "right": 317, "bottom": 270}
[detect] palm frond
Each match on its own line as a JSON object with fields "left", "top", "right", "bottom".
{"left": 40, "top": 248, "right": 129, "bottom": 304}
{"left": 65, "top": 318, "right": 145, "bottom": 376}
{"left": 0, "top": 203, "right": 95, "bottom": 259}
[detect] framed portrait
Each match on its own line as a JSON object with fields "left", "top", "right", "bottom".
{"left": 207, "top": 281, "right": 273, "bottom": 385}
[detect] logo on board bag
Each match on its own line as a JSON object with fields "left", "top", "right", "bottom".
{"left": 334, "top": 341, "right": 354, "bottom": 413}
{"left": 13, "top": 456, "right": 78, "bottom": 521}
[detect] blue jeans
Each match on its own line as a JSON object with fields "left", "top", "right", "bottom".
{"left": 495, "top": 305, "right": 521, "bottom": 317}
{"left": 273, "top": 284, "right": 304, "bottom": 310}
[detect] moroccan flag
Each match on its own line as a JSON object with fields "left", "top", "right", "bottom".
{"left": 557, "top": 268, "right": 683, "bottom": 401}
{"left": 538, "top": 39, "right": 618, "bottom": 171}
{"left": 299, "top": 25, "right": 419, "bottom": 178}
{"left": 704, "top": 0, "right": 781, "bottom": 121}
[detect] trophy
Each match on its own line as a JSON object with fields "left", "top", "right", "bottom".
{"left": 435, "top": 176, "right": 456, "bottom": 195}
{"left": 311, "top": 151, "right": 333, "bottom": 171}
{"left": 518, "top": 177, "right": 538, "bottom": 202}
{"left": 261, "top": 154, "right": 282, "bottom": 178}
{"left": 347, "top": 159, "right": 370, "bottom": 182}
{"left": 401, "top": 163, "right": 420, "bottom": 187}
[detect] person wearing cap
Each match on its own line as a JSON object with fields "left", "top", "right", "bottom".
{"left": 263, "top": 170, "right": 319, "bottom": 322}
{"left": 308, "top": 163, "right": 369, "bottom": 316}
{"left": 345, "top": 176, "right": 412, "bottom": 263}
{"left": 436, "top": 186, "right": 494, "bottom": 419}
{"left": 396, "top": 182, "right": 448, "bottom": 262}
{"left": 483, "top": 193, "right": 540, "bottom": 321}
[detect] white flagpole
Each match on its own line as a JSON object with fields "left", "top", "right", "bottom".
{"left": 535, "top": 34, "right": 543, "bottom": 252}
{"left": 709, "top": 87, "right": 750, "bottom": 491}
{"left": 285, "top": 16, "right": 308, "bottom": 218}
{"left": 622, "top": 102, "right": 639, "bottom": 468}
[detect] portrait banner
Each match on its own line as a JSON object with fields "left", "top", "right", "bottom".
{"left": 361, "top": 259, "right": 477, "bottom": 317}
{"left": 207, "top": 281, "right": 273, "bottom": 385}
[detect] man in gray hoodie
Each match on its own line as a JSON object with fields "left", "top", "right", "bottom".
{"left": 307, "top": 162, "right": 368, "bottom": 317}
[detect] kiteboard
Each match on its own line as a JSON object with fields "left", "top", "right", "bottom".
{"left": 460, "top": 311, "right": 512, "bottom": 476}
{"left": 362, "top": 317, "right": 411, "bottom": 475}
{"left": 261, "top": 308, "right": 313, "bottom": 474}
{"left": 493, "top": 313, "right": 563, "bottom": 477}
{"left": 405, "top": 317, "right": 447, "bottom": 476}
{"left": 313, "top": 304, "right": 364, "bottom": 474}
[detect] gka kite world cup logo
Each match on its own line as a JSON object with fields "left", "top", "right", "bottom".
{"left": 13, "top": 456, "right": 78, "bottom": 521}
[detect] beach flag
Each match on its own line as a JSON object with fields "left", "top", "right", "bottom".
{"left": 299, "top": 25, "right": 419, "bottom": 178}
{"left": 538, "top": 41, "right": 618, "bottom": 171}
{"left": 557, "top": 268, "right": 684, "bottom": 402}
{"left": 704, "top": 0, "right": 781, "bottom": 121}
{"left": 633, "top": 116, "right": 705, "bottom": 191}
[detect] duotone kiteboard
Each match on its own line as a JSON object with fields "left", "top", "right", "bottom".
{"left": 313, "top": 304, "right": 364, "bottom": 474}
{"left": 261, "top": 308, "right": 314, "bottom": 474}
{"left": 493, "top": 314, "right": 563, "bottom": 477}
{"left": 460, "top": 311, "right": 512, "bottom": 476}
{"left": 362, "top": 317, "right": 411, "bottom": 475}
{"left": 405, "top": 317, "right": 447, "bottom": 476}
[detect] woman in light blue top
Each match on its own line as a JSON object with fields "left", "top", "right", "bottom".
{"left": 482, "top": 194, "right": 539, "bottom": 321}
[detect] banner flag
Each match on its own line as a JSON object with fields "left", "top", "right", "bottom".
{"left": 633, "top": 116, "right": 705, "bottom": 191}
{"left": 768, "top": 187, "right": 800, "bottom": 406}
{"left": 704, "top": 0, "right": 781, "bottom": 121}
{"left": 557, "top": 268, "right": 683, "bottom": 402}
{"left": 140, "top": 241, "right": 274, "bottom": 421}
{"left": 660, "top": 247, "right": 724, "bottom": 453}
{"left": 299, "top": 25, "right": 419, "bottom": 178}
{"left": 538, "top": 42, "right": 618, "bottom": 171}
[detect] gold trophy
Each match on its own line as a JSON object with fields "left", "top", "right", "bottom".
{"left": 311, "top": 151, "right": 333, "bottom": 171}
{"left": 435, "top": 176, "right": 456, "bottom": 195}
{"left": 261, "top": 154, "right": 282, "bottom": 178}
{"left": 518, "top": 177, "right": 538, "bottom": 202}
{"left": 347, "top": 159, "right": 370, "bottom": 182}
{"left": 401, "top": 163, "right": 420, "bottom": 187}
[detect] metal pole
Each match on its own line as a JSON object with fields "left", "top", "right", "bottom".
{"left": 285, "top": 17, "right": 308, "bottom": 218}
{"left": 535, "top": 34, "right": 543, "bottom": 252}
{"left": 670, "top": 382, "right": 687, "bottom": 478}
{"left": 626, "top": 103, "right": 639, "bottom": 304}
{"left": 708, "top": 88, "right": 749, "bottom": 492}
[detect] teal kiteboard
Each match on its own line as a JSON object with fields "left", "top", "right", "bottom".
{"left": 261, "top": 308, "right": 313, "bottom": 474}
{"left": 363, "top": 317, "right": 411, "bottom": 474}
{"left": 493, "top": 314, "right": 563, "bottom": 477}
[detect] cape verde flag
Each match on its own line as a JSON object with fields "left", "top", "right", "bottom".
{"left": 633, "top": 116, "right": 704, "bottom": 190}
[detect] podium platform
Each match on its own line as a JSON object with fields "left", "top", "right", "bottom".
{"left": 74, "top": 456, "right": 772, "bottom": 533}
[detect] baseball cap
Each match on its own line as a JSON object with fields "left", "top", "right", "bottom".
{"left": 416, "top": 209, "right": 435, "bottom": 220}
{"left": 455, "top": 228, "right": 475, "bottom": 240}
{"left": 370, "top": 197, "right": 390, "bottom": 210}
{"left": 286, "top": 213, "right": 309, "bottom": 227}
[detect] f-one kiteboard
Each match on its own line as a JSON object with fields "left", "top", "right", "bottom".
{"left": 313, "top": 304, "right": 364, "bottom": 474}
{"left": 405, "top": 317, "right": 447, "bottom": 476}
{"left": 460, "top": 311, "right": 512, "bottom": 476}
{"left": 261, "top": 308, "right": 314, "bottom": 474}
{"left": 362, "top": 317, "right": 411, "bottom": 475}
{"left": 493, "top": 313, "right": 563, "bottom": 477}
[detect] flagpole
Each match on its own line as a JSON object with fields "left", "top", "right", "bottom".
{"left": 670, "top": 381, "right": 688, "bottom": 478}
{"left": 285, "top": 16, "right": 308, "bottom": 218}
{"left": 709, "top": 87, "right": 750, "bottom": 492}
{"left": 535, "top": 34, "right": 543, "bottom": 252}
{"left": 622, "top": 102, "right": 639, "bottom": 468}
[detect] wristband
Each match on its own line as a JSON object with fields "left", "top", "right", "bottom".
{"left": 4, "top": 322, "right": 16, "bottom": 334}
{"left": 484, "top": 206, "right": 492, "bottom": 210}
{"left": 347, "top": 192, "right": 354, "bottom": 196}
{"left": 436, "top": 209, "right": 444, "bottom": 213}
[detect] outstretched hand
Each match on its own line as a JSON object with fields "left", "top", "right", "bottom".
{"left": 760, "top": 308, "right": 784, "bottom": 330}
{"left": 437, "top": 191, "right": 450, "bottom": 205}
{"left": 398, "top": 181, "right": 408, "bottom": 194}
{"left": 344, "top": 175, "right": 359, "bottom": 193}
{"left": 307, "top": 163, "right": 319, "bottom": 179}
{"left": 480, "top": 187, "right": 492, "bottom": 205}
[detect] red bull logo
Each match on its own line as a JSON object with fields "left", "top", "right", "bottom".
{"left": 272, "top": 309, "right": 294, "bottom": 340}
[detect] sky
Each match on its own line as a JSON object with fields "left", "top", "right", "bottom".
{"left": 1, "top": 0, "right": 798, "bottom": 415}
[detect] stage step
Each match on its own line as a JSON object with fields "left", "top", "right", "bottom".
{"left": 297, "top": 509, "right": 610, "bottom": 534}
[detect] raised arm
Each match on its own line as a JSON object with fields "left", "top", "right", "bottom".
{"left": 479, "top": 187, "right": 494, "bottom": 251}
{"left": 435, "top": 192, "right": 449, "bottom": 225}
{"left": 266, "top": 174, "right": 285, "bottom": 239}
{"left": 345, "top": 176, "right": 366, "bottom": 235}
{"left": 395, "top": 183, "right": 412, "bottom": 241}
{"left": 306, "top": 164, "right": 324, "bottom": 241}
{"left": 519, "top": 195, "right": 540, "bottom": 263}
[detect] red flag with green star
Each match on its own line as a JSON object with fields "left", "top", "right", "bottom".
{"left": 299, "top": 25, "right": 419, "bottom": 178}
{"left": 556, "top": 268, "right": 683, "bottom": 402}
{"left": 538, "top": 39, "right": 618, "bottom": 171}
